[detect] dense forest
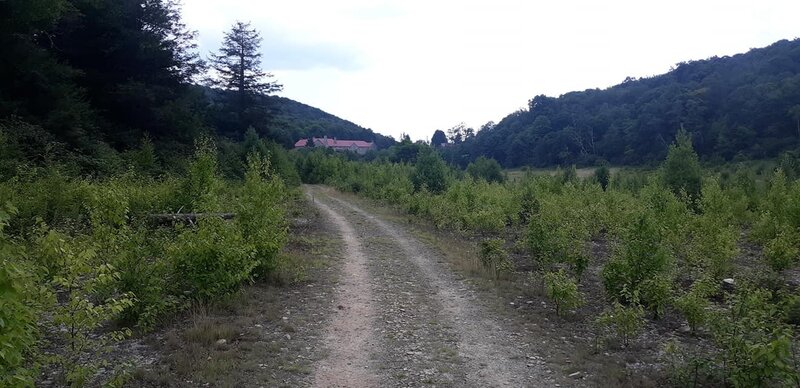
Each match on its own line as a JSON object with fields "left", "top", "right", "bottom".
{"left": 0, "top": 0, "right": 389, "bottom": 176}
{"left": 444, "top": 39, "right": 800, "bottom": 168}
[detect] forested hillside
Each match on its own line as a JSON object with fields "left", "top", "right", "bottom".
{"left": 0, "top": 1, "right": 389, "bottom": 176}
{"left": 450, "top": 39, "right": 800, "bottom": 168}
{"left": 244, "top": 94, "right": 395, "bottom": 149}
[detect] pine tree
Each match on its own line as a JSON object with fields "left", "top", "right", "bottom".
{"left": 208, "top": 21, "right": 282, "bottom": 109}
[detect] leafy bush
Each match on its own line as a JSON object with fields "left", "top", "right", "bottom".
{"left": 594, "top": 164, "right": 611, "bottom": 191}
{"left": 685, "top": 180, "right": 740, "bottom": 280}
{"left": 3, "top": 168, "right": 90, "bottom": 234}
{"left": 180, "top": 136, "right": 222, "bottom": 212}
{"left": 662, "top": 128, "right": 702, "bottom": 203}
{"left": 411, "top": 149, "right": 449, "bottom": 194}
{"left": 639, "top": 274, "right": 673, "bottom": 319}
{"left": 466, "top": 156, "right": 504, "bottom": 183}
{"left": 478, "top": 238, "right": 513, "bottom": 278}
{"left": 34, "top": 226, "right": 134, "bottom": 386}
{"left": 596, "top": 293, "right": 645, "bottom": 348}
{"left": 125, "top": 136, "right": 159, "bottom": 175}
{"left": 602, "top": 214, "right": 672, "bottom": 312}
{"left": 674, "top": 291, "right": 709, "bottom": 333}
{"left": 0, "top": 203, "right": 43, "bottom": 387}
{"left": 544, "top": 269, "right": 584, "bottom": 316}
{"left": 560, "top": 165, "right": 578, "bottom": 184}
{"left": 112, "top": 228, "right": 179, "bottom": 329}
{"left": 237, "top": 154, "right": 288, "bottom": 277}
{"left": 525, "top": 183, "right": 602, "bottom": 278}
{"left": 711, "top": 286, "right": 799, "bottom": 387}
{"left": 169, "top": 218, "right": 256, "bottom": 301}
{"left": 764, "top": 231, "right": 800, "bottom": 272}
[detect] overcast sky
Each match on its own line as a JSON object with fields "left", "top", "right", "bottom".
{"left": 182, "top": 0, "right": 799, "bottom": 142}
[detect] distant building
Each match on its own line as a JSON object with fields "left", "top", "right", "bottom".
{"left": 294, "top": 136, "right": 377, "bottom": 155}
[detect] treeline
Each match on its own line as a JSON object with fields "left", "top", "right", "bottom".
{"left": 0, "top": 0, "right": 388, "bottom": 176}
{"left": 295, "top": 135, "right": 800, "bottom": 386}
{"left": 445, "top": 38, "right": 800, "bottom": 168}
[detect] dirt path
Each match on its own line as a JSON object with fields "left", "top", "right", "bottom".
{"left": 306, "top": 186, "right": 557, "bottom": 387}
{"left": 310, "top": 194, "right": 378, "bottom": 387}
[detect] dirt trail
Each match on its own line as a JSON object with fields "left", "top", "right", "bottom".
{"left": 307, "top": 186, "right": 556, "bottom": 387}
{"left": 309, "top": 193, "right": 379, "bottom": 387}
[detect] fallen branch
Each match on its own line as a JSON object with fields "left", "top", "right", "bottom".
{"left": 148, "top": 213, "right": 235, "bottom": 224}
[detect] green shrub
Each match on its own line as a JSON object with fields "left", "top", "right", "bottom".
{"left": 525, "top": 184, "right": 600, "bottom": 277}
{"left": 125, "top": 135, "right": 159, "bottom": 175}
{"left": 639, "top": 274, "right": 673, "bottom": 319}
{"left": 466, "top": 156, "right": 504, "bottom": 183}
{"left": 594, "top": 164, "right": 611, "bottom": 191}
{"left": 544, "top": 269, "right": 584, "bottom": 316}
{"left": 110, "top": 227, "right": 180, "bottom": 329}
{"left": 560, "top": 165, "right": 578, "bottom": 184}
{"left": 0, "top": 203, "right": 43, "bottom": 387}
{"left": 169, "top": 217, "right": 256, "bottom": 301}
{"left": 662, "top": 128, "right": 702, "bottom": 203}
{"left": 602, "top": 214, "right": 672, "bottom": 310}
{"left": 411, "top": 149, "right": 449, "bottom": 194}
{"left": 35, "top": 226, "right": 134, "bottom": 386}
{"left": 674, "top": 291, "right": 709, "bottom": 333}
{"left": 237, "top": 154, "right": 288, "bottom": 277}
{"left": 4, "top": 168, "right": 90, "bottom": 233}
{"left": 764, "top": 231, "right": 800, "bottom": 273}
{"left": 596, "top": 293, "right": 645, "bottom": 348}
{"left": 180, "top": 137, "right": 222, "bottom": 212}
{"left": 478, "top": 238, "right": 513, "bottom": 279}
{"left": 711, "top": 286, "right": 799, "bottom": 387}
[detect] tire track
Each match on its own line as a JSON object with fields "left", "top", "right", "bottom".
{"left": 308, "top": 186, "right": 553, "bottom": 387}
{"left": 309, "top": 192, "right": 379, "bottom": 388}
{"left": 322, "top": 191, "right": 551, "bottom": 387}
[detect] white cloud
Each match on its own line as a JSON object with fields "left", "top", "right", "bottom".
{"left": 182, "top": 0, "right": 800, "bottom": 141}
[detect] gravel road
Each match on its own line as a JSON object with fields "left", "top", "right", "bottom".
{"left": 307, "top": 186, "right": 556, "bottom": 387}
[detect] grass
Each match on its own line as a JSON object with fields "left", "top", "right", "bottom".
{"left": 280, "top": 363, "right": 313, "bottom": 374}
{"left": 184, "top": 317, "right": 239, "bottom": 346}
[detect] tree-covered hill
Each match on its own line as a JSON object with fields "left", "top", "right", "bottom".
{"left": 262, "top": 95, "right": 395, "bottom": 149}
{"left": 202, "top": 87, "right": 395, "bottom": 149}
{"left": 0, "top": 0, "right": 392, "bottom": 176}
{"left": 452, "top": 39, "right": 800, "bottom": 168}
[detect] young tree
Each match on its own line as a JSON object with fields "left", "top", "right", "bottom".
{"left": 594, "top": 164, "right": 611, "bottom": 191}
{"left": 431, "top": 130, "right": 447, "bottom": 147}
{"left": 662, "top": 128, "right": 702, "bottom": 202}
{"left": 411, "top": 148, "right": 449, "bottom": 193}
{"left": 208, "top": 21, "right": 282, "bottom": 113}
{"left": 447, "top": 123, "right": 466, "bottom": 144}
{"left": 466, "top": 156, "right": 504, "bottom": 183}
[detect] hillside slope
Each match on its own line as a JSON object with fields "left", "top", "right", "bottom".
{"left": 455, "top": 39, "right": 800, "bottom": 167}
{"left": 264, "top": 96, "right": 395, "bottom": 149}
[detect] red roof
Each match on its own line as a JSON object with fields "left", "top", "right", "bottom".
{"left": 294, "top": 137, "right": 374, "bottom": 148}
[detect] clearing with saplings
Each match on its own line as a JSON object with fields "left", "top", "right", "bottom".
{"left": 2, "top": 1, "right": 800, "bottom": 387}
